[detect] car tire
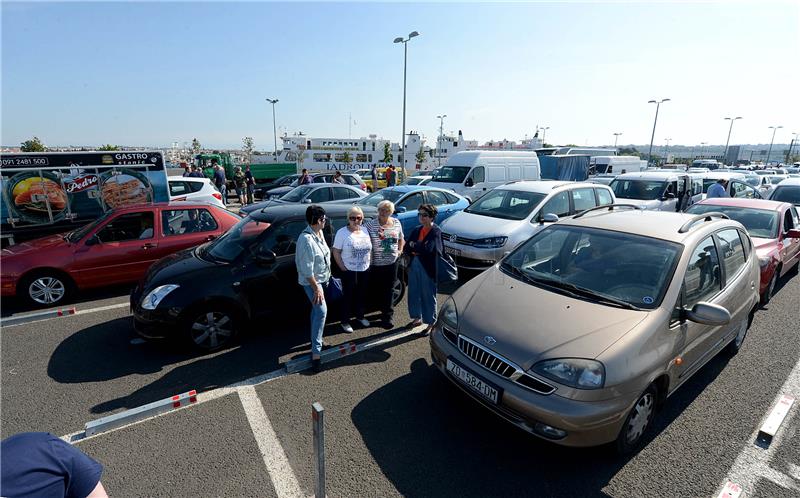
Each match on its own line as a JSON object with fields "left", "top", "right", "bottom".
{"left": 392, "top": 275, "right": 406, "bottom": 306}
{"left": 725, "top": 310, "right": 753, "bottom": 356}
{"left": 760, "top": 267, "right": 780, "bottom": 305}
{"left": 19, "top": 271, "right": 73, "bottom": 307}
{"left": 184, "top": 304, "right": 241, "bottom": 351}
{"left": 615, "top": 385, "right": 658, "bottom": 455}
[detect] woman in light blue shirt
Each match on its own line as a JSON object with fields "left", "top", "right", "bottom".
{"left": 295, "top": 205, "right": 331, "bottom": 372}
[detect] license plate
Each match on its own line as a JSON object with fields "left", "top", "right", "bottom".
{"left": 445, "top": 246, "right": 461, "bottom": 257}
{"left": 446, "top": 358, "right": 500, "bottom": 404}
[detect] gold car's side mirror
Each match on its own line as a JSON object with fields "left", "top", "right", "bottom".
{"left": 685, "top": 302, "right": 731, "bottom": 326}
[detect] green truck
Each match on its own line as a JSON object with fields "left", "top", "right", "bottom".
{"left": 194, "top": 152, "right": 295, "bottom": 187}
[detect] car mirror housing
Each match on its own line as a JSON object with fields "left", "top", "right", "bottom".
{"left": 396, "top": 206, "right": 407, "bottom": 213}
{"left": 542, "top": 213, "right": 559, "bottom": 223}
{"left": 85, "top": 235, "right": 100, "bottom": 246}
{"left": 787, "top": 229, "right": 800, "bottom": 239}
{"left": 685, "top": 302, "right": 731, "bottom": 326}
{"left": 663, "top": 192, "right": 676, "bottom": 200}
{"left": 255, "top": 248, "right": 277, "bottom": 265}
{"left": 465, "top": 178, "right": 474, "bottom": 187}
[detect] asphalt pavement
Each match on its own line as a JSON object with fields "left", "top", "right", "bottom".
{"left": 1, "top": 272, "right": 799, "bottom": 497}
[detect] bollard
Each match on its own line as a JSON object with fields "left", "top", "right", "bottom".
{"left": 312, "top": 402, "right": 325, "bottom": 498}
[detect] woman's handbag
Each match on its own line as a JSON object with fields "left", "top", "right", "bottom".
{"left": 324, "top": 276, "right": 344, "bottom": 302}
{"left": 437, "top": 253, "right": 458, "bottom": 284}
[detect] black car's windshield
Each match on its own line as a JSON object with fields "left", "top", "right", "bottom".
{"left": 464, "top": 189, "right": 546, "bottom": 220}
{"left": 66, "top": 212, "right": 113, "bottom": 243}
{"left": 770, "top": 186, "right": 800, "bottom": 205}
{"left": 205, "top": 217, "right": 270, "bottom": 262}
{"left": 432, "top": 166, "right": 470, "bottom": 184}
{"left": 609, "top": 179, "right": 666, "bottom": 200}
{"left": 356, "top": 189, "right": 405, "bottom": 207}
{"left": 501, "top": 225, "right": 681, "bottom": 309}
{"left": 280, "top": 185, "right": 314, "bottom": 202}
{"left": 686, "top": 204, "right": 780, "bottom": 239}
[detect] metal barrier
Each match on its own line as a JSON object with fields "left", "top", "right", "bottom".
{"left": 312, "top": 402, "right": 326, "bottom": 498}
{"left": 1, "top": 307, "right": 77, "bottom": 327}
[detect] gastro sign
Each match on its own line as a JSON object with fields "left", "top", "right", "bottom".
{"left": 64, "top": 174, "right": 99, "bottom": 193}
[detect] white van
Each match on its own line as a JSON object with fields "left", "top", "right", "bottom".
{"left": 590, "top": 155, "right": 647, "bottom": 175}
{"left": 427, "top": 151, "right": 540, "bottom": 202}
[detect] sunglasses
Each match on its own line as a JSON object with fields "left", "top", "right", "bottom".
{"left": 349, "top": 216, "right": 363, "bottom": 221}
{"left": 317, "top": 216, "right": 327, "bottom": 223}
{"left": 417, "top": 212, "right": 431, "bottom": 218}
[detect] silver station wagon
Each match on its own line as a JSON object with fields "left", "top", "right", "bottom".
{"left": 430, "top": 205, "right": 760, "bottom": 453}
{"left": 440, "top": 181, "right": 615, "bottom": 271}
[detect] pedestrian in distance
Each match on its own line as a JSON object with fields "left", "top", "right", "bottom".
{"left": 332, "top": 170, "right": 344, "bottom": 184}
{"left": 366, "top": 200, "right": 405, "bottom": 329}
{"left": 332, "top": 205, "right": 372, "bottom": 333}
{"left": 233, "top": 165, "right": 247, "bottom": 205}
{"left": 370, "top": 164, "right": 378, "bottom": 192}
{"left": 295, "top": 205, "right": 332, "bottom": 373}
{"left": 299, "top": 168, "right": 312, "bottom": 185}
{"left": 189, "top": 165, "right": 205, "bottom": 178}
{"left": 182, "top": 164, "right": 192, "bottom": 177}
{"left": 402, "top": 203, "right": 443, "bottom": 336}
{"left": 1, "top": 432, "right": 109, "bottom": 498}
{"left": 385, "top": 165, "right": 394, "bottom": 187}
{"left": 244, "top": 165, "right": 255, "bottom": 204}
{"left": 707, "top": 178, "right": 728, "bottom": 198}
{"left": 212, "top": 159, "right": 227, "bottom": 204}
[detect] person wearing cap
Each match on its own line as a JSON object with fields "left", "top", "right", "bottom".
{"left": 295, "top": 205, "right": 331, "bottom": 373}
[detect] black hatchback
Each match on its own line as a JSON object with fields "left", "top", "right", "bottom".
{"left": 131, "top": 204, "right": 405, "bottom": 350}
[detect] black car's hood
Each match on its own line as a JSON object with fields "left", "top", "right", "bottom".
{"left": 143, "top": 246, "right": 224, "bottom": 290}
{"left": 241, "top": 198, "right": 287, "bottom": 215}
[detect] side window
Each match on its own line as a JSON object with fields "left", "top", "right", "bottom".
{"left": 791, "top": 207, "right": 799, "bottom": 228}
{"left": 96, "top": 212, "right": 154, "bottom": 243}
{"left": 443, "top": 192, "right": 461, "bottom": 204}
{"left": 162, "top": 209, "right": 218, "bottom": 236}
{"left": 331, "top": 187, "right": 355, "bottom": 201}
{"left": 313, "top": 175, "right": 328, "bottom": 183}
{"left": 169, "top": 181, "right": 189, "bottom": 196}
{"left": 783, "top": 210, "right": 794, "bottom": 233}
{"left": 677, "top": 178, "right": 686, "bottom": 196}
{"left": 684, "top": 236, "right": 721, "bottom": 307}
{"left": 739, "top": 229, "right": 751, "bottom": 259}
{"left": 397, "top": 192, "right": 424, "bottom": 212}
{"left": 571, "top": 188, "right": 597, "bottom": 212}
{"left": 344, "top": 175, "right": 360, "bottom": 186}
{"left": 308, "top": 187, "right": 332, "bottom": 203}
{"left": 345, "top": 188, "right": 361, "bottom": 199}
{"left": 260, "top": 221, "right": 307, "bottom": 256}
{"left": 595, "top": 188, "right": 613, "bottom": 206}
{"left": 716, "top": 229, "right": 746, "bottom": 282}
{"left": 539, "top": 191, "right": 570, "bottom": 218}
{"left": 188, "top": 181, "right": 205, "bottom": 193}
{"left": 425, "top": 190, "right": 450, "bottom": 206}
{"left": 470, "top": 167, "right": 485, "bottom": 183}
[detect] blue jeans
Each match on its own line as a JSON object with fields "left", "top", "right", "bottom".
{"left": 303, "top": 284, "right": 328, "bottom": 357}
{"left": 408, "top": 257, "right": 437, "bottom": 325}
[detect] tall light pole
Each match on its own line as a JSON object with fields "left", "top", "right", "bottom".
{"left": 722, "top": 116, "right": 742, "bottom": 165}
{"left": 394, "top": 30, "right": 420, "bottom": 169}
{"left": 700, "top": 141, "right": 708, "bottom": 159}
{"left": 647, "top": 98, "right": 670, "bottom": 166}
{"left": 541, "top": 126, "right": 550, "bottom": 145}
{"left": 787, "top": 132, "right": 799, "bottom": 164}
{"left": 766, "top": 125, "right": 783, "bottom": 165}
{"left": 663, "top": 138, "right": 672, "bottom": 165}
{"left": 613, "top": 132, "right": 623, "bottom": 149}
{"left": 436, "top": 114, "right": 447, "bottom": 166}
{"left": 266, "top": 98, "right": 279, "bottom": 159}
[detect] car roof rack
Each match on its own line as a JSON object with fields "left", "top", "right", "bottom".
{"left": 677, "top": 212, "right": 730, "bottom": 233}
{"left": 572, "top": 203, "right": 642, "bottom": 219}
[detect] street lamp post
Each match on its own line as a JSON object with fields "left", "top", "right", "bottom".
{"left": 541, "top": 126, "right": 550, "bottom": 145}
{"left": 647, "top": 98, "right": 670, "bottom": 166}
{"left": 787, "top": 132, "right": 799, "bottom": 164}
{"left": 266, "top": 98, "right": 279, "bottom": 160}
{"left": 766, "top": 125, "right": 783, "bottom": 166}
{"left": 436, "top": 114, "right": 447, "bottom": 167}
{"left": 722, "top": 116, "right": 742, "bottom": 166}
{"left": 394, "top": 30, "right": 420, "bottom": 169}
{"left": 613, "top": 132, "right": 622, "bottom": 149}
{"left": 700, "top": 141, "right": 708, "bottom": 159}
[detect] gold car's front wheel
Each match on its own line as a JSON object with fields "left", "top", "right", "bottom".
{"left": 616, "top": 385, "right": 657, "bottom": 454}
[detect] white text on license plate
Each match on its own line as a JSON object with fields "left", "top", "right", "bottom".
{"left": 447, "top": 359, "right": 499, "bottom": 404}
{"left": 445, "top": 246, "right": 461, "bottom": 257}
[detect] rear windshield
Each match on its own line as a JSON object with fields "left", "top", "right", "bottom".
{"left": 770, "top": 186, "right": 800, "bottom": 205}
{"left": 609, "top": 179, "right": 666, "bottom": 201}
{"left": 686, "top": 204, "right": 779, "bottom": 239}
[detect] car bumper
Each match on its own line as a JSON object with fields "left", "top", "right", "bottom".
{"left": 130, "top": 287, "right": 183, "bottom": 339}
{"left": 429, "top": 325, "right": 638, "bottom": 447}
{"left": 443, "top": 243, "right": 504, "bottom": 271}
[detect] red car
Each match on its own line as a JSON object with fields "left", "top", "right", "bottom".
{"left": 687, "top": 198, "right": 800, "bottom": 303}
{"left": 1, "top": 202, "right": 240, "bottom": 306}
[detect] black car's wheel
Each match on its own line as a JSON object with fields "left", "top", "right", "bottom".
{"left": 760, "top": 267, "right": 780, "bottom": 305}
{"left": 19, "top": 271, "right": 72, "bottom": 307}
{"left": 392, "top": 276, "right": 406, "bottom": 306}
{"left": 615, "top": 385, "right": 657, "bottom": 455}
{"left": 185, "top": 306, "right": 240, "bottom": 351}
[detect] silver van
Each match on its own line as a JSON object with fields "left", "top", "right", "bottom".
{"left": 609, "top": 171, "right": 693, "bottom": 212}
{"left": 440, "top": 181, "right": 615, "bottom": 270}
{"left": 427, "top": 151, "right": 540, "bottom": 202}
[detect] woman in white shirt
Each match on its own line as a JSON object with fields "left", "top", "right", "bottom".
{"left": 332, "top": 206, "right": 372, "bottom": 332}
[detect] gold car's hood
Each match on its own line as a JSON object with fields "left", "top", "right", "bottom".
{"left": 454, "top": 268, "right": 648, "bottom": 370}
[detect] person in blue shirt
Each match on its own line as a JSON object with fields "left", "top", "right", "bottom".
{"left": 707, "top": 179, "right": 728, "bottom": 198}
{"left": 1, "top": 432, "right": 108, "bottom": 498}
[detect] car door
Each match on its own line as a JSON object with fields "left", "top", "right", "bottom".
{"left": 158, "top": 207, "right": 221, "bottom": 258}
{"left": 779, "top": 207, "right": 800, "bottom": 273}
{"left": 424, "top": 190, "right": 457, "bottom": 224}
{"left": 659, "top": 180, "right": 679, "bottom": 212}
{"left": 395, "top": 191, "right": 425, "bottom": 235}
{"left": 306, "top": 187, "right": 333, "bottom": 203}
{"left": 331, "top": 186, "right": 359, "bottom": 202}
{"left": 570, "top": 187, "right": 597, "bottom": 215}
{"left": 463, "top": 166, "right": 486, "bottom": 201}
{"left": 71, "top": 210, "right": 159, "bottom": 287}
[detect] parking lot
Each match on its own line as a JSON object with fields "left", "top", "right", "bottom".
{"left": 2, "top": 270, "right": 799, "bottom": 498}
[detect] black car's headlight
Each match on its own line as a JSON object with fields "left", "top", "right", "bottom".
{"left": 141, "top": 284, "right": 180, "bottom": 310}
{"left": 532, "top": 358, "right": 605, "bottom": 389}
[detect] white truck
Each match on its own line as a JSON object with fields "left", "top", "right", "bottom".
{"left": 427, "top": 151, "right": 540, "bottom": 202}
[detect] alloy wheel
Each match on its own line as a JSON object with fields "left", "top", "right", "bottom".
{"left": 28, "top": 277, "right": 66, "bottom": 305}
{"left": 190, "top": 311, "right": 234, "bottom": 350}
{"left": 626, "top": 392, "right": 654, "bottom": 445}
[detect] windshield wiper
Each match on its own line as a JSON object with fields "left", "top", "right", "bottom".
{"left": 535, "top": 277, "right": 641, "bottom": 310}
{"left": 500, "top": 263, "right": 581, "bottom": 297}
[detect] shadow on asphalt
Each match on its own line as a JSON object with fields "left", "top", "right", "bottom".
{"left": 351, "top": 353, "right": 732, "bottom": 497}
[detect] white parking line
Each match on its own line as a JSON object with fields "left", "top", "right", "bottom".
{"left": 239, "top": 386, "right": 305, "bottom": 498}
{"left": 718, "top": 356, "right": 800, "bottom": 495}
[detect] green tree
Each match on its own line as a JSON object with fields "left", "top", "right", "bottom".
{"left": 191, "top": 138, "right": 201, "bottom": 156}
{"left": 20, "top": 136, "right": 46, "bottom": 152}
{"left": 415, "top": 147, "right": 426, "bottom": 164}
{"left": 97, "top": 144, "right": 119, "bottom": 151}
{"left": 382, "top": 142, "right": 393, "bottom": 163}
{"left": 242, "top": 136, "right": 254, "bottom": 164}
{"left": 618, "top": 147, "right": 642, "bottom": 158}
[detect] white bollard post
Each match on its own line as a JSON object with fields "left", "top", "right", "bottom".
{"left": 312, "top": 402, "right": 326, "bottom": 498}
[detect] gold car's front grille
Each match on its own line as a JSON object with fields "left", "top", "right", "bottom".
{"left": 457, "top": 335, "right": 516, "bottom": 378}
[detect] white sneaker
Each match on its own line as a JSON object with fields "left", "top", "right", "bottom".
{"left": 357, "top": 318, "right": 371, "bottom": 328}
{"left": 341, "top": 323, "right": 354, "bottom": 333}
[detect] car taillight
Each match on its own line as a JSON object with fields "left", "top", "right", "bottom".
{"left": 213, "top": 192, "right": 222, "bottom": 200}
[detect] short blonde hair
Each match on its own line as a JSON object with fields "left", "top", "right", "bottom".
{"left": 348, "top": 205, "right": 364, "bottom": 219}
{"left": 376, "top": 200, "right": 395, "bottom": 214}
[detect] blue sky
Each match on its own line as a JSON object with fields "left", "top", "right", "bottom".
{"left": 2, "top": 1, "right": 798, "bottom": 150}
